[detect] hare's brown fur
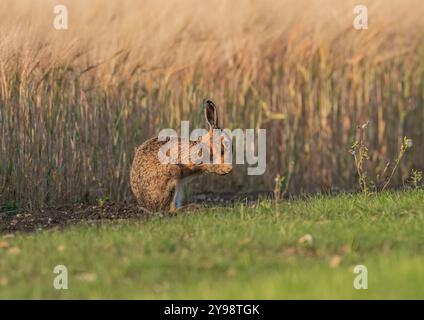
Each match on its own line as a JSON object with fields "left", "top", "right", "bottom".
{"left": 130, "top": 100, "right": 232, "bottom": 212}
{"left": 130, "top": 137, "right": 203, "bottom": 212}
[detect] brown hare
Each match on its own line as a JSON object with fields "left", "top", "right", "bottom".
{"left": 130, "top": 100, "right": 232, "bottom": 213}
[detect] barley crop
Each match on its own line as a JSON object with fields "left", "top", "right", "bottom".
{"left": 0, "top": 0, "right": 423, "bottom": 207}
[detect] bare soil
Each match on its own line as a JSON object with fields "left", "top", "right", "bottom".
{"left": 0, "top": 191, "right": 272, "bottom": 234}
{"left": 0, "top": 202, "right": 150, "bottom": 234}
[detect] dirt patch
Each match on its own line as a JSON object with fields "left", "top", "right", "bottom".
{"left": 0, "top": 191, "right": 272, "bottom": 234}
{"left": 0, "top": 202, "right": 149, "bottom": 234}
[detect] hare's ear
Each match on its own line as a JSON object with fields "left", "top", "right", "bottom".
{"left": 204, "top": 99, "right": 219, "bottom": 129}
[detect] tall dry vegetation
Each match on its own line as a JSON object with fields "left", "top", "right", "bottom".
{"left": 0, "top": 0, "right": 423, "bottom": 207}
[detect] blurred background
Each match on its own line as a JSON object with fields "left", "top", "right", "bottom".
{"left": 0, "top": 0, "right": 423, "bottom": 207}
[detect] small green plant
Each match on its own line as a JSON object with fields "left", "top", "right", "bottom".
{"left": 381, "top": 137, "right": 412, "bottom": 191}
{"left": 257, "top": 198, "right": 272, "bottom": 211}
{"left": 273, "top": 174, "right": 285, "bottom": 220}
{"left": 0, "top": 201, "right": 18, "bottom": 214}
{"left": 410, "top": 169, "right": 423, "bottom": 189}
{"left": 350, "top": 122, "right": 370, "bottom": 195}
{"left": 350, "top": 122, "right": 412, "bottom": 194}
{"left": 96, "top": 196, "right": 110, "bottom": 207}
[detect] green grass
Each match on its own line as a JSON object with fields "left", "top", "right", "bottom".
{"left": 1, "top": 190, "right": 424, "bottom": 299}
